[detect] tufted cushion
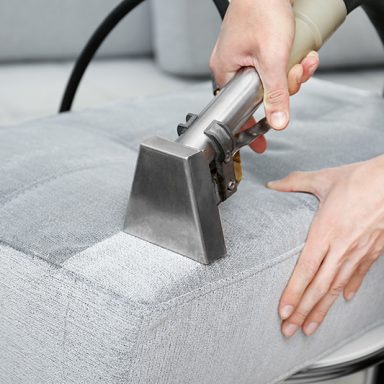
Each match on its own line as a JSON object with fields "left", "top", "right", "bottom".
{"left": 1, "top": 79, "right": 384, "bottom": 384}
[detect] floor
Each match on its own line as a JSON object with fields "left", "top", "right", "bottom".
{"left": 0, "top": 58, "right": 383, "bottom": 126}
{"left": 1, "top": 58, "right": 383, "bottom": 384}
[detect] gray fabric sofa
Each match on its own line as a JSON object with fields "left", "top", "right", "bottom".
{"left": 1, "top": 79, "right": 384, "bottom": 384}
{"left": 1, "top": 1, "right": 384, "bottom": 383}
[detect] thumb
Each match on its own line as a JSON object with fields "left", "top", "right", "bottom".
{"left": 259, "top": 65, "right": 290, "bottom": 131}
{"left": 267, "top": 171, "right": 319, "bottom": 195}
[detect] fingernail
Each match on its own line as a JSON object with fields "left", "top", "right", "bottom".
{"left": 280, "top": 305, "right": 294, "bottom": 320}
{"left": 271, "top": 112, "right": 288, "bottom": 130}
{"left": 266, "top": 181, "right": 277, "bottom": 188}
{"left": 304, "top": 322, "right": 319, "bottom": 336}
{"left": 283, "top": 323, "right": 298, "bottom": 337}
{"left": 346, "top": 292, "right": 355, "bottom": 301}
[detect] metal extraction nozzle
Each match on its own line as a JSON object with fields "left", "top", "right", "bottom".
{"left": 124, "top": 0, "right": 347, "bottom": 263}
{"left": 124, "top": 136, "right": 226, "bottom": 264}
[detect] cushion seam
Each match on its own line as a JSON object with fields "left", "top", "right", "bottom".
{"left": 0, "top": 241, "right": 146, "bottom": 316}
{"left": 125, "top": 310, "right": 152, "bottom": 382}
{"left": 3, "top": 241, "right": 383, "bottom": 383}
{"left": 131, "top": 266, "right": 384, "bottom": 384}
{"left": 149, "top": 245, "right": 303, "bottom": 312}
{"left": 0, "top": 160, "right": 127, "bottom": 209}
{"left": 0, "top": 241, "right": 302, "bottom": 314}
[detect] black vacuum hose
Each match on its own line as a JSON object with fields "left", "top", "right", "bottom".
{"left": 59, "top": 0, "right": 145, "bottom": 112}
{"left": 59, "top": 0, "right": 229, "bottom": 113}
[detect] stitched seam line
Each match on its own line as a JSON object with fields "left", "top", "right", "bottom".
{"left": 3, "top": 238, "right": 384, "bottom": 383}
{"left": 126, "top": 264, "right": 384, "bottom": 384}
{"left": 125, "top": 311, "right": 152, "bottom": 383}
{"left": 149, "top": 245, "right": 302, "bottom": 312}
{"left": 0, "top": 241, "right": 148, "bottom": 316}
{"left": 0, "top": 160, "right": 127, "bottom": 208}
{"left": 0, "top": 241, "right": 301, "bottom": 315}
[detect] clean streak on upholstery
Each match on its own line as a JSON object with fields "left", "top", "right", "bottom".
{"left": 0, "top": 79, "right": 384, "bottom": 384}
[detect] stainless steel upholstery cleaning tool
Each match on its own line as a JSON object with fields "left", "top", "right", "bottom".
{"left": 124, "top": 0, "right": 348, "bottom": 264}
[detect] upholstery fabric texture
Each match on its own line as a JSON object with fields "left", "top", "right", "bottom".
{"left": 1, "top": 79, "right": 384, "bottom": 384}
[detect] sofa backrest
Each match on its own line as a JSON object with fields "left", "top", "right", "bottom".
{"left": 1, "top": 0, "right": 383, "bottom": 74}
{"left": 0, "top": 0, "right": 152, "bottom": 62}
{"left": 151, "top": 0, "right": 384, "bottom": 76}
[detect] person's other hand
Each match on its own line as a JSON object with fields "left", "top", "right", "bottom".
{"left": 210, "top": 0, "right": 320, "bottom": 135}
{"left": 267, "top": 156, "right": 384, "bottom": 337}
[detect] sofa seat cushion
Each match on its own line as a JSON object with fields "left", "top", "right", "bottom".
{"left": 1, "top": 79, "right": 384, "bottom": 384}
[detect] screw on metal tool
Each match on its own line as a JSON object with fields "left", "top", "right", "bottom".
{"left": 227, "top": 179, "right": 236, "bottom": 191}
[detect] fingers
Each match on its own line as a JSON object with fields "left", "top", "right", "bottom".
{"left": 282, "top": 249, "right": 371, "bottom": 337}
{"left": 239, "top": 117, "right": 257, "bottom": 132}
{"left": 261, "top": 50, "right": 319, "bottom": 130}
{"left": 253, "top": 3, "right": 294, "bottom": 131}
{"left": 210, "top": 0, "right": 312, "bottom": 132}
{"left": 281, "top": 252, "right": 378, "bottom": 337}
{"left": 300, "top": 256, "right": 359, "bottom": 336}
{"left": 281, "top": 257, "right": 342, "bottom": 337}
{"left": 267, "top": 171, "right": 321, "bottom": 196}
{"left": 259, "top": 59, "right": 290, "bottom": 131}
{"left": 209, "top": 44, "right": 242, "bottom": 89}
{"left": 249, "top": 135, "right": 267, "bottom": 153}
{"left": 213, "top": 50, "right": 291, "bottom": 131}
{"left": 271, "top": 157, "right": 384, "bottom": 338}
{"left": 301, "top": 286, "right": 340, "bottom": 336}
{"left": 210, "top": 65, "right": 239, "bottom": 90}
{"left": 287, "top": 64, "right": 304, "bottom": 96}
{"left": 239, "top": 117, "right": 268, "bottom": 153}
{"left": 301, "top": 51, "right": 320, "bottom": 83}
{"left": 287, "top": 52, "right": 320, "bottom": 96}
{"left": 279, "top": 222, "right": 329, "bottom": 327}
{"left": 344, "top": 255, "right": 377, "bottom": 300}
{"left": 212, "top": 50, "right": 320, "bottom": 109}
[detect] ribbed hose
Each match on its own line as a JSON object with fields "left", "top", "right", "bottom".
{"left": 59, "top": 0, "right": 229, "bottom": 113}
